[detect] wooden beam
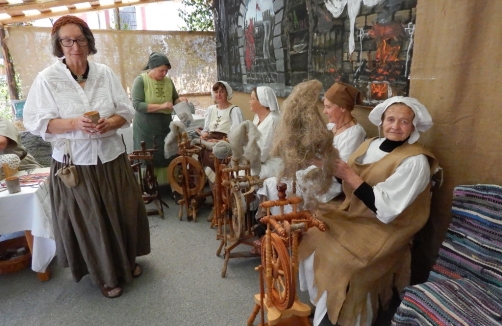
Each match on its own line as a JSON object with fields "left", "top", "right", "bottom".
{"left": 0, "top": 26, "right": 19, "bottom": 101}
{"left": 0, "top": 0, "right": 166, "bottom": 14}
{"left": 0, "top": 0, "right": 168, "bottom": 25}
{"left": 0, "top": 1, "right": 84, "bottom": 14}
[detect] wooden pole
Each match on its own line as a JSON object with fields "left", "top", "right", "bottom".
{"left": 0, "top": 24, "right": 19, "bottom": 115}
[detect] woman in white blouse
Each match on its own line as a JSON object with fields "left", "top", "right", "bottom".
{"left": 23, "top": 15, "right": 149, "bottom": 299}
{"left": 249, "top": 86, "right": 282, "bottom": 178}
{"left": 298, "top": 96, "right": 439, "bottom": 326}
{"left": 197, "top": 81, "right": 243, "bottom": 169}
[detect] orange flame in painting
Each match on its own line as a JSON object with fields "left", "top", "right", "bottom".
{"left": 371, "top": 83, "right": 388, "bottom": 100}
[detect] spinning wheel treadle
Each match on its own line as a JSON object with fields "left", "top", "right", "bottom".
{"left": 167, "top": 156, "right": 206, "bottom": 197}
{"left": 262, "top": 233, "right": 294, "bottom": 311}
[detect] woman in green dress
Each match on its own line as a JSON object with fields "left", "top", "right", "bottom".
{"left": 131, "top": 52, "right": 187, "bottom": 184}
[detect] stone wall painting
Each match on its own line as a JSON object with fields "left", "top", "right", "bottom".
{"left": 215, "top": 0, "right": 417, "bottom": 104}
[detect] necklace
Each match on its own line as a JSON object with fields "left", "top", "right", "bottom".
{"left": 64, "top": 59, "right": 89, "bottom": 83}
{"left": 333, "top": 118, "right": 354, "bottom": 135}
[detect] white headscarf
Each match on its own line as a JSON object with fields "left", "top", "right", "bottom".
{"left": 257, "top": 86, "right": 280, "bottom": 113}
{"left": 211, "top": 81, "right": 233, "bottom": 101}
{"left": 368, "top": 96, "right": 433, "bottom": 144}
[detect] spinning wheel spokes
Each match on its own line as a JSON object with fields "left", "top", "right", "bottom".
{"left": 262, "top": 233, "right": 294, "bottom": 311}
{"left": 167, "top": 156, "right": 206, "bottom": 197}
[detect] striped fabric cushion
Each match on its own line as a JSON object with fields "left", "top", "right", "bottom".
{"left": 392, "top": 278, "right": 502, "bottom": 325}
{"left": 392, "top": 184, "right": 502, "bottom": 325}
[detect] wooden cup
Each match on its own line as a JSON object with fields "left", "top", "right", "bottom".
{"left": 84, "top": 111, "right": 100, "bottom": 124}
{"left": 5, "top": 176, "right": 21, "bottom": 194}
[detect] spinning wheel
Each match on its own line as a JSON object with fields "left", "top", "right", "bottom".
{"left": 261, "top": 233, "right": 294, "bottom": 311}
{"left": 129, "top": 140, "right": 169, "bottom": 218}
{"left": 247, "top": 183, "right": 326, "bottom": 326}
{"left": 167, "top": 156, "right": 206, "bottom": 198}
{"left": 215, "top": 158, "right": 264, "bottom": 277}
{"left": 230, "top": 190, "right": 245, "bottom": 239}
{"left": 166, "top": 130, "right": 211, "bottom": 221}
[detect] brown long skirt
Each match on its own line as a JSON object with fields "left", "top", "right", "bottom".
{"left": 49, "top": 153, "right": 150, "bottom": 287}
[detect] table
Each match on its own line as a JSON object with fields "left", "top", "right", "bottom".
{"left": 0, "top": 168, "right": 55, "bottom": 281}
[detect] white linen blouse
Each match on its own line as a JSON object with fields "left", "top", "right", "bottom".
{"left": 357, "top": 137, "right": 431, "bottom": 224}
{"left": 23, "top": 59, "right": 134, "bottom": 165}
{"left": 202, "top": 104, "right": 243, "bottom": 134}
{"left": 253, "top": 111, "right": 281, "bottom": 163}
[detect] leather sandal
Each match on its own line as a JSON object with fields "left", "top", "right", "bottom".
{"left": 132, "top": 263, "right": 142, "bottom": 278}
{"left": 100, "top": 284, "right": 123, "bottom": 299}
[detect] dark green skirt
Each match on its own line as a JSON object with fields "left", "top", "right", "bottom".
{"left": 49, "top": 153, "right": 150, "bottom": 287}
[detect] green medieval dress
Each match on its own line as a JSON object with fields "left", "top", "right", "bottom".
{"left": 131, "top": 72, "right": 180, "bottom": 184}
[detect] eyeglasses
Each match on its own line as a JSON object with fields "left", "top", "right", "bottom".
{"left": 59, "top": 38, "right": 88, "bottom": 47}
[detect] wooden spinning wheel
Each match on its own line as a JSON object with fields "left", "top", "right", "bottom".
{"left": 247, "top": 183, "right": 326, "bottom": 326}
{"left": 129, "top": 140, "right": 169, "bottom": 218}
{"left": 215, "top": 158, "right": 264, "bottom": 277}
{"left": 261, "top": 233, "right": 294, "bottom": 311}
{"left": 167, "top": 156, "right": 206, "bottom": 198}
{"left": 166, "top": 130, "right": 211, "bottom": 221}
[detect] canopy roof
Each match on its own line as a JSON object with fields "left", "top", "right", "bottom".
{"left": 0, "top": 0, "right": 168, "bottom": 25}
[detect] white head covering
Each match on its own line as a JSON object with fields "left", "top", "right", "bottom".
{"left": 368, "top": 96, "right": 433, "bottom": 144}
{"left": 256, "top": 86, "right": 280, "bottom": 113}
{"left": 211, "top": 81, "right": 233, "bottom": 101}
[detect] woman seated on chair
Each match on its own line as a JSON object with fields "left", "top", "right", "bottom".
{"left": 298, "top": 96, "right": 439, "bottom": 326}
{"left": 196, "top": 81, "right": 243, "bottom": 169}
{"left": 248, "top": 86, "right": 282, "bottom": 179}
{"left": 257, "top": 82, "right": 366, "bottom": 214}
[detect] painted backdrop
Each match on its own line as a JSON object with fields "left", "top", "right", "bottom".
{"left": 215, "top": 0, "right": 417, "bottom": 103}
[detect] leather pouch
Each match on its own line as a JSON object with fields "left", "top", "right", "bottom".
{"left": 56, "top": 154, "right": 79, "bottom": 188}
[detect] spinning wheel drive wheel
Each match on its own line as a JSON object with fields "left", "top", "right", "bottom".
{"left": 167, "top": 156, "right": 206, "bottom": 197}
{"left": 219, "top": 164, "right": 231, "bottom": 209}
{"left": 230, "top": 190, "right": 245, "bottom": 238}
{"left": 261, "top": 233, "right": 295, "bottom": 311}
{"left": 143, "top": 164, "right": 157, "bottom": 203}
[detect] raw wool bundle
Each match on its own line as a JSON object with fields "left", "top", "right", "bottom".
{"left": 164, "top": 121, "right": 186, "bottom": 158}
{"left": 271, "top": 79, "right": 339, "bottom": 207}
{"left": 212, "top": 141, "right": 232, "bottom": 160}
{"left": 177, "top": 112, "right": 192, "bottom": 127}
{"left": 228, "top": 120, "right": 262, "bottom": 175}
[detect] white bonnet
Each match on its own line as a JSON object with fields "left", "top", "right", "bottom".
{"left": 211, "top": 81, "right": 233, "bottom": 101}
{"left": 256, "top": 86, "right": 280, "bottom": 113}
{"left": 368, "top": 96, "right": 433, "bottom": 144}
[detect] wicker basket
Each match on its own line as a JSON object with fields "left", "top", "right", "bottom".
{"left": 0, "top": 236, "right": 32, "bottom": 275}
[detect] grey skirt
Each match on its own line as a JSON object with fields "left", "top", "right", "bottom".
{"left": 50, "top": 153, "right": 150, "bottom": 287}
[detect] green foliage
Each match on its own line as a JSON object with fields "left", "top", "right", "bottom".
{"left": 0, "top": 76, "right": 12, "bottom": 120}
{"left": 0, "top": 67, "right": 23, "bottom": 121}
{"left": 178, "top": 0, "right": 214, "bottom": 31}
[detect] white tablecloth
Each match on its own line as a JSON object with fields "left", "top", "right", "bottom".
{"left": 0, "top": 168, "right": 55, "bottom": 272}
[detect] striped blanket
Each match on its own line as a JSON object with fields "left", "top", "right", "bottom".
{"left": 392, "top": 184, "right": 502, "bottom": 326}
